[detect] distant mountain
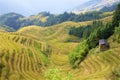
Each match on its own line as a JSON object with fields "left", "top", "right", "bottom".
{"left": 0, "top": 11, "right": 113, "bottom": 30}
{"left": 0, "top": 12, "right": 50, "bottom": 30}
{"left": 72, "top": 0, "right": 120, "bottom": 13}
{"left": 0, "top": 13, "right": 24, "bottom": 30}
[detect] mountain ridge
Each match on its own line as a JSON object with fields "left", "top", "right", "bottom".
{"left": 72, "top": 0, "right": 120, "bottom": 13}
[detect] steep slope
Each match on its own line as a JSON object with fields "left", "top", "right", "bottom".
{"left": 45, "top": 25, "right": 120, "bottom": 80}
{"left": 0, "top": 32, "right": 49, "bottom": 80}
{"left": 0, "top": 14, "right": 118, "bottom": 80}
{"left": 54, "top": 45, "right": 120, "bottom": 80}
{"left": 72, "top": 30, "right": 120, "bottom": 80}
{"left": 42, "top": 28, "right": 120, "bottom": 80}
{"left": 18, "top": 15, "right": 112, "bottom": 42}
{"left": 74, "top": 47, "right": 120, "bottom": 80}
{"left": 0, "top": 23, "right": 81, "bottom": 80}
{"left": 17, "top": 21, "right": 88, "bottom": 42}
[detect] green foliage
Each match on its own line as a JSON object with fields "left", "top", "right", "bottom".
{"left": 69, "top": 26, "right": 90, "bottom": 39}
{"left": 28, "top": 49, "right": 33, "bottom": 57}
{"left": 20, "top": 18, "right": 44, "bottom": 28}
{"left": 69, "top": 21, "right": 115, "bottom": 68}
{"left": 98, "top": 22, "right": 113, "bottom": 39}
{"left": 112, "top": 3, "right": 120, "bottom": 27}
{"left": 69, "top": 40, "right": 89, "bottom": 68}
{"left": 34, "top": 42, "right": 49, "bottom": 65}
{"left": 87, "top": 22, "right": 112, "bottom": 48}
{"left": 113, "top": 24, "right": 120, "bottom": 43}
{"left": 69, "top": 21, "right": 104, "bottom": 68}
{"left": 45, "top": 11, "right": 106, "bottom": 26}
{"left": 45, "top": 68, "right": 75, "bottom": 80}
{"left": 87, "top": 29, "right": 99, "bottom": 49}
{"left": 115, "top": 24, "right": 120, "bottom": 34}
{"left": 69, "top": 21, "right": 103, "bottom": 39}
{"left": 34, "top": 42, "right": 41, "bottom": 49}
{"left": 0, "top": 10, "right": 112, "bottom": 30}
{"left": 45, "top": 68, "right": 62, "bottom": 80}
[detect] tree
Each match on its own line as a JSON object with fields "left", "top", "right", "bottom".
{"left": 112, "top": 3, "right": 120, "bottom": 27}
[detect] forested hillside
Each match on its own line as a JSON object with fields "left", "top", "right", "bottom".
{"left": 69, "top": 3, "right": 120, "bottom": 68}
{"left": 0, "top": 7, "right": 114, "bottom": 31}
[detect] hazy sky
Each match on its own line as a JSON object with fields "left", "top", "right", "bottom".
{"left": 0, "top": 0, "right": 90, "bottom": 16}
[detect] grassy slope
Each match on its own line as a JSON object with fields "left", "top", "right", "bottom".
{"left": 1, "top": 15, "right": 119, "bottom": 80}
{"left": 18, "top": 22, "right": 82, "bottom": 42}
{"left": 18, "top": 15, "right": 112, "bottom": 42}
{"left": 73, "top": 33, "right": 120, "bottom": 80}
{"left": 47, "top": 34, "right": 120, "bottom": 80}
{"left": 0, "top": 32, "right": 49, "bottom": 80}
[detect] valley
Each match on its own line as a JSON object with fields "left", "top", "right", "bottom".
{"left": 0, "top": 14, "right": 120, "bottom": 80}
{"left": 0, "top": 1, "right": 120, "bottom": 80}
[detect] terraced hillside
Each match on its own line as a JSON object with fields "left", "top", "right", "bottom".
{"left": 18, "top": 21, "right": 90, "bottom": 42}
{"left": 74, "top": 32, "right": 120, "bottom": 79}
{"left": 0, "top": 14, "right": 120, "bottom": 80}
{"left": 18, "top": 15, "right": 112, "bottom": 42}
{"left": 46, "top": 38, "right": 120, "bottom": 80}
{"left": 0, "top": 30, "right": 120, "bottom": 80}
{"left": 0, "top": 21, "right": 84, "bottom": 80}
{"left": 0, "top": 32, "right": 49, "bottom": 80}
{"left": 75, "top": 47, "right": 120, "bottom": 80}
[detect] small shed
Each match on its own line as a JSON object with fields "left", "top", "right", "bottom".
{"left": 99, "top": 39, "right": 109, "bottom": 51}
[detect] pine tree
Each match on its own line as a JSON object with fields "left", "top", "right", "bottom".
{"left": 112, "top": 3, "right": 120, "bottom": 27}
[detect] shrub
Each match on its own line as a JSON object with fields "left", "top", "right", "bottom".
{"left": 45, "top": 68, "right": 62, "bottom": 80}
{"left": 114, "top": 24, "right": 120, "bottom": 43}
{"left": 112, "top": 3, "right": 120, "bottom": 27}
{"left": 45, "top": 68, "right": 75, "bottom": 80}
{"left": 69, "top": 40, "right": 89, "bottom": 68}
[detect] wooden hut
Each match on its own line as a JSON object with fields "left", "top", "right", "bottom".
{"left": 99, "top": 39, "right": 109, "bottom": 51}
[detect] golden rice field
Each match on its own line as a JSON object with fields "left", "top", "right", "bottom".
{"left": 0, "top": 32, "right": 49, "bottom": 80}
{"left": 0, "top": 16, "right": 120, "bottom": 80}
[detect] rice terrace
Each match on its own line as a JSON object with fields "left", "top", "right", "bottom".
{"left": 0, "top": 0, "right": 120, "bottom": 80}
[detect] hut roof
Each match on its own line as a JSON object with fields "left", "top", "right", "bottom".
{"left": 99, "top": 39, "right": 107, "bottom": 45}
